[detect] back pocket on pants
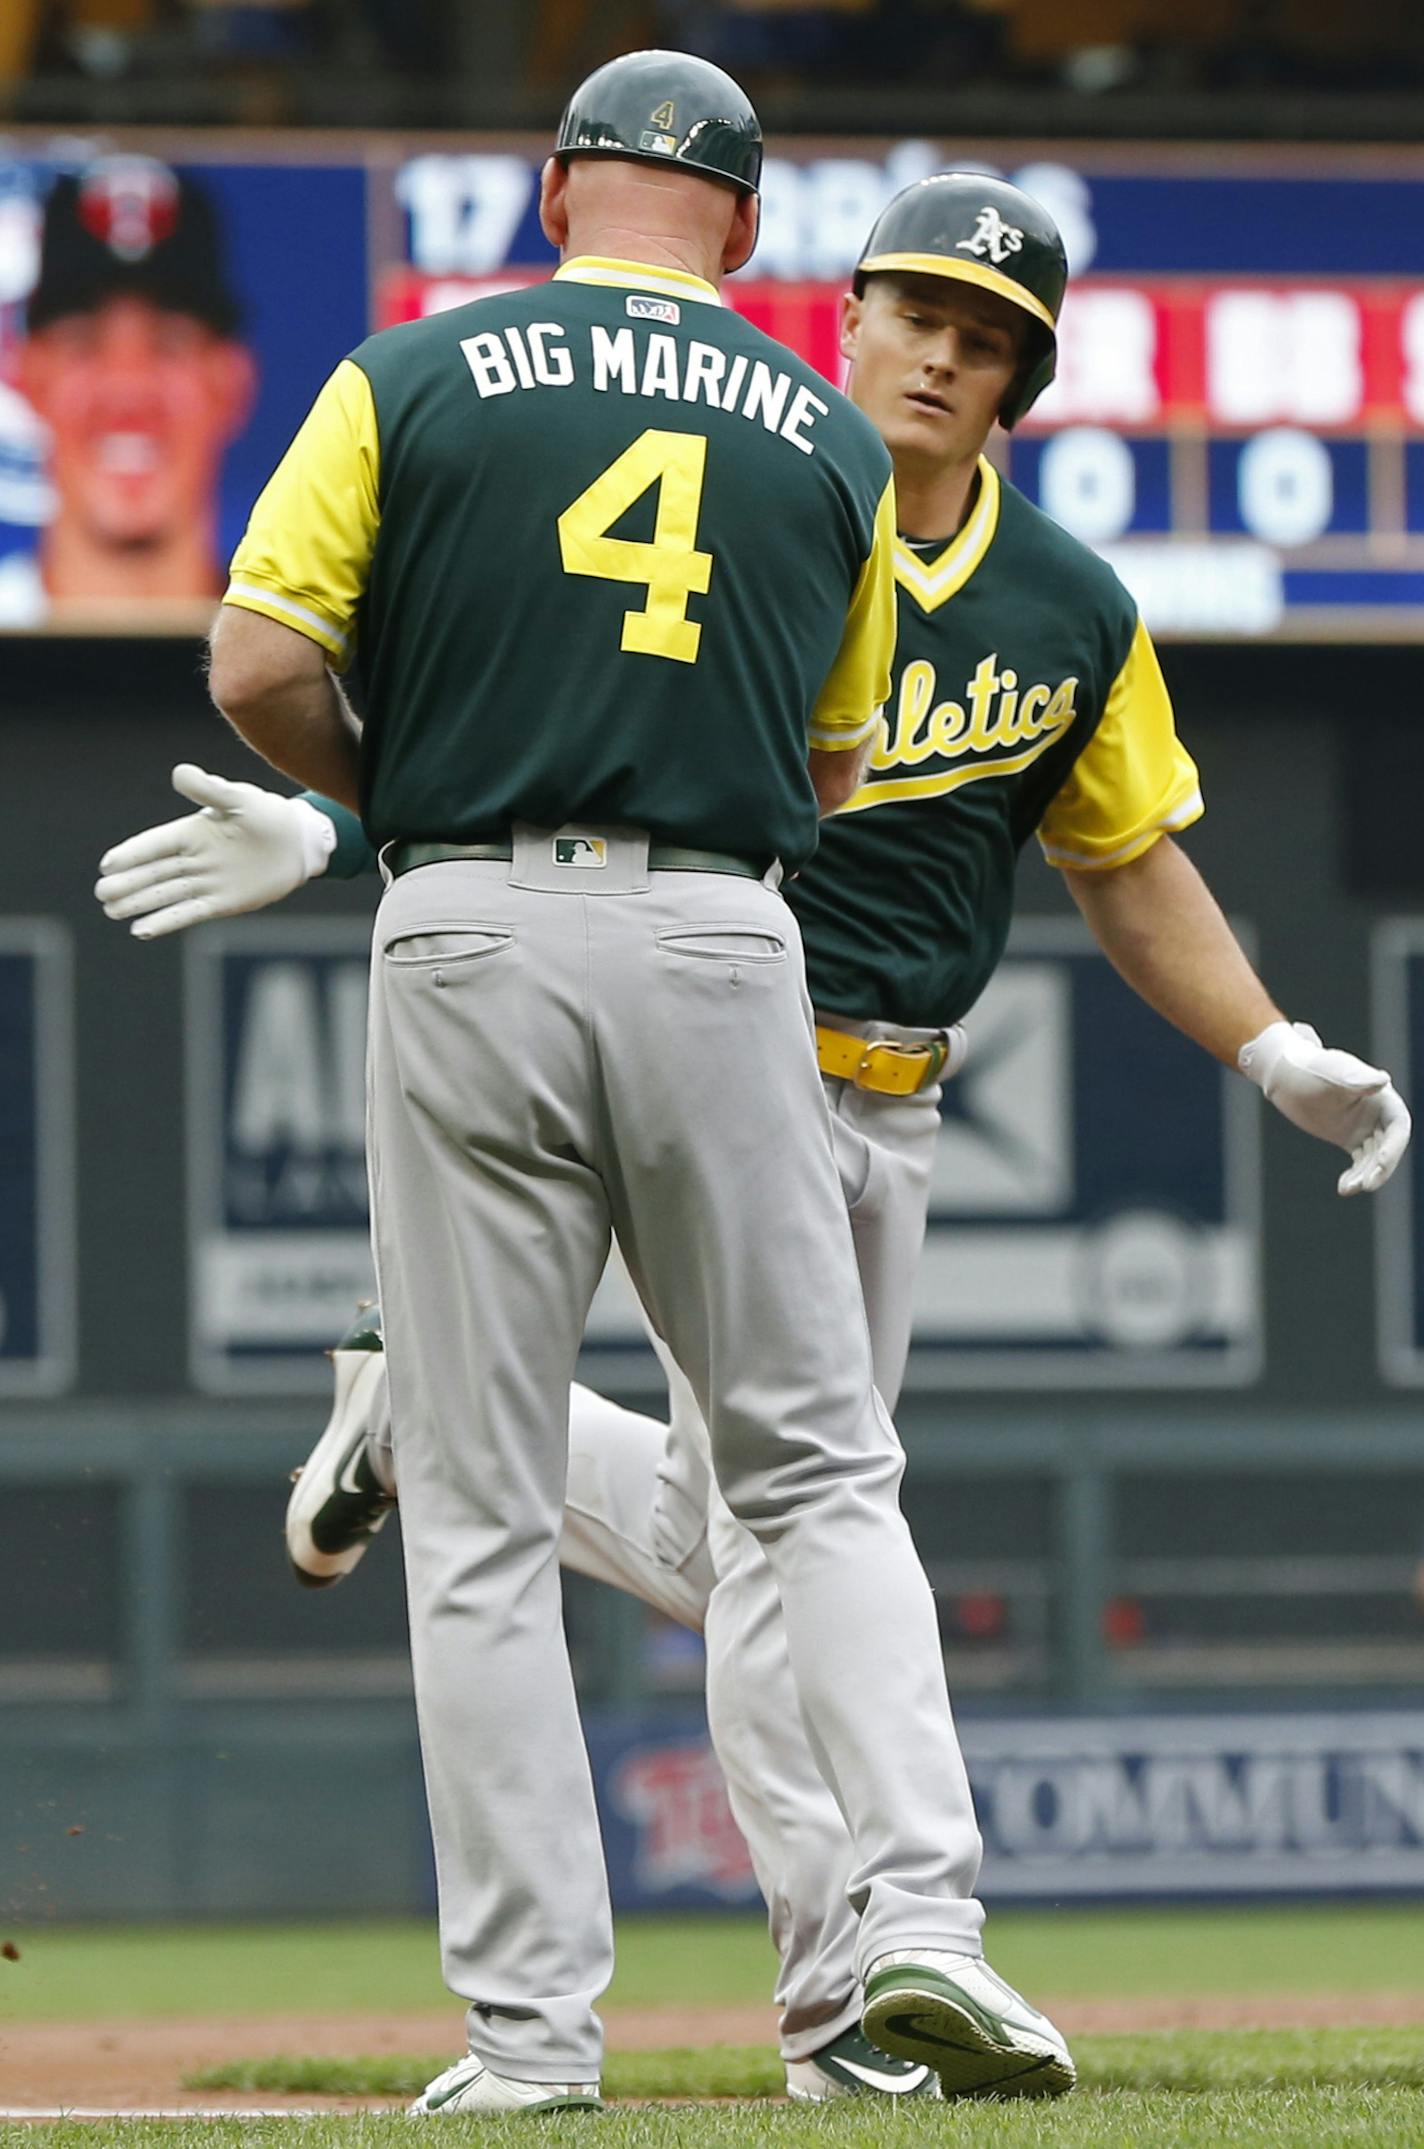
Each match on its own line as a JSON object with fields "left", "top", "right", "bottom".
{"left": 655, "top": 926, "right": 786, "bottom": 963}
{"left": 383, "top": 928, "right": 514, "bottom": 972}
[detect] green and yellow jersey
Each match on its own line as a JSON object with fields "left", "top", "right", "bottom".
{"left": 792, "top": 459, "right": 1202, "bottom": 1028}
{"left": 299, "top": 448, "right": 1198, "bottom": 1037}
{"left": 224, "top": 257, "right": 895, "bottom": 875}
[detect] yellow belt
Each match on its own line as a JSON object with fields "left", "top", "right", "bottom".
{"left": 815, "top": 1023, "right": 949, "bottom": 1098}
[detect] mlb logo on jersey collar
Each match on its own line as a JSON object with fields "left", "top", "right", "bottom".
{"left": 627, "top": 292, "right": 681, "bottom": 325}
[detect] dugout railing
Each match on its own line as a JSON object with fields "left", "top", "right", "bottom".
{"left": 3, "top": 1401, "right": 1423, "bottom": 1920}
{"left": 4, "top": 1404, "right": 1422, "bottom": 1916}
{"left": 3, "top": 1404, "right": 1422, "bottom": 1716}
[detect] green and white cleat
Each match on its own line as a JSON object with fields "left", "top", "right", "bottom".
{"left": 785, "top": 2021, "right": 940, "bottom": 2100}
{"left": 410, "top": 2050, "right": 602, "bottom": 2114}
{"left": 862, "top": 1950, "right": 1075, "bottom": 2099}
{"left": 284, "top": 1302, "right": 395, "bottom": 1589}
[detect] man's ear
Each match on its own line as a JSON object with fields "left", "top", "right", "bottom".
{"left": 210, "top": 341, "right": 258, "bottom": 441}
{"left": 839, "top": 290, "right": 863, "bottom": 365}
{"left": 538, "top": 157, "right": 570, "bottom": 250}
{"left": 721, "top": 192, "right": 758, "bottom": 277}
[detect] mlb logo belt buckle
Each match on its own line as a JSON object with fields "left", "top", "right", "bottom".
{"left": 815, "top": 1024, "right": 948, "bottom": 1097}
{"left": 552, "top": 833, "right": 608, "bottom": 868}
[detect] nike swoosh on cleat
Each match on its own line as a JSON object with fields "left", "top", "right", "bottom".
{"left": 831, "top": 2057, "right": 934, "bottom": 2093}
{"left": 337, "top": 1444, "right": 372, "bottom": 1498}
{"left": 426, "top": 2071, "right": 481, "bottom": 2109}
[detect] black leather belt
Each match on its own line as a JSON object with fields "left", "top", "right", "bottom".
{"left": 386, "top": 839, "right": 762, "bottom": 881}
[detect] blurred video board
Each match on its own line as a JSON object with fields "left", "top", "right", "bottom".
{"left": 2, "top": 134, "right": 1422, "bottom": 639}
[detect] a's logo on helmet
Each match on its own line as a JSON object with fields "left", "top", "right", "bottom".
{"left": 957, "top": 206, "right": 1024, "bottom": 268}
{"left": 77, "top": 156, "right": 179, "bottom": 264}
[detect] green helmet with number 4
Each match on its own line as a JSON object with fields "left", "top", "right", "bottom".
{"left": 556, "top": 49, "right": 762, "bottom": 198}
{"left": 855, "top": 174, "right": 1067, "bottom": 428}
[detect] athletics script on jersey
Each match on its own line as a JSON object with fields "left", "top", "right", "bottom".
{"left": 854, "top": 651, "right": 1079, "bottom": 802}
{"left": 459, "top": 318, "right": 831, "bottom": 456}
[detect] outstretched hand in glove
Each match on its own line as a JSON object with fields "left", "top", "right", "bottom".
{"left": 95, "top": 765, "right": 335, "bottom": 939}
{"left": 1239, "top": 1019, "right": 1412, "bottom": 1197}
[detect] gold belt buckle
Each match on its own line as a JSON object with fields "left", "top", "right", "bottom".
{"left": 853, "top": 1037, "right": 948, "bottom": 1095}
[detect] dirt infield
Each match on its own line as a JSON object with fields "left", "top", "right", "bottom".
{"left": 6, "top": 1994, "right": 1424, "bottom": 2112}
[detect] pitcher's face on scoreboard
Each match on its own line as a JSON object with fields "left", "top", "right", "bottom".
{"left": 21, "top": 294, "right": 254, "bottom": 553}
{"left": 15, "top": 156, "right": 256, "bottom": 597}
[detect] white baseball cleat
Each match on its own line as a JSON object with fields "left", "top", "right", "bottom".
{"left": 284, "top": 1304, "right": 394, "bottom": 1588}
{"left": 410, "top": 2050, "right": 602, "bottom": 2114}
{"left": 862, "top": 1950, "right": 1075, "bottom": 2099}
{"left": 785, "top": 2022, "right": 939, "bottom": 2100}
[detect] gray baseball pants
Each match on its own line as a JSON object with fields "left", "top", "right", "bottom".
{"left": 367, "top": 828, "right": 981, "bottom": 2082}
{"left": 559, "top": 1059, "right": 969, "bottom": 2062}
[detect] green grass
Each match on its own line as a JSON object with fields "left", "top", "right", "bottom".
{"left": 5, "top": 1910, "right": 1422, "bottom": 2147}
{"left": 0, "top": 1914, "right": 771, "bottom": 2022}
{"left": 9, "top": 2094, "right": 1424, "bottom": 2148}
{"left": 1, "top": 1904, "right": 1419, "bottom": 2025}
{"left": 988, "top": 1904, "right": 1424, "bottom": 2002}
{"left": 188, "top": 2042, "right": 783, "bottom": 2101}
{"left": 184, "top": 2027, "right": 1424, "bottom": 2101}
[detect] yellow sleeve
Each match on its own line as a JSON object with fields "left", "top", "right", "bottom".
{"left": 1037, "top": 617, "right": 1204, "bottom": 870}
{"left": 808, "top": 476, "right": 896, "bottom": 752}
{"left": 223, "top": 358, "right": 381, "bottom": 671}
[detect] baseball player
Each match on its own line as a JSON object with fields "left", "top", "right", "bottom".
{"left": 97, "top": 172, "right": 1410, "bottom": 2103}
{"left": 153, "top": 60, "right": 1082, "bottom": 2116}
{"left": 12, "top": 157, "right": 255, "bottom": 626}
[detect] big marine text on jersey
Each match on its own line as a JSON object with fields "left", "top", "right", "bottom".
{"left": 461, "top": 318, "right": 830, "bottom": 457}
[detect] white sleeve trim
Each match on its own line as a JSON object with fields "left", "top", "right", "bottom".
{"left": 225, "top": 581, "right": 351, "bottom": 659}
{"left": 1039, "top": 787, "right": 1204, "bottom": 870}
{"left": 808, "top": 706, "right": 880, "bottom": 752}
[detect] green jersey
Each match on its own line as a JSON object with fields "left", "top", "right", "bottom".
{"left": 791, "top": 462, "right": 1202, "bottom": 1028}
{"left": 225, "top": 257, "right": 896, "bottom": 875}
{"left": 307, "top": 458, "right": 1202, "bottom": 1035}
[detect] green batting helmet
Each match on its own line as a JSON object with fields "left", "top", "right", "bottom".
{"left": 556, "top": 49, "right": 762, "bottom": 198}
{"left": 855, "top": 174, "right": 1067, "bottom": 428}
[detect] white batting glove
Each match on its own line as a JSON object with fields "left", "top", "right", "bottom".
{"left": 95, "top": 764, "right": 337, "bottom": 940}
{"left": 1239, "top": 1019, "right": 1412, "bottom": 1197}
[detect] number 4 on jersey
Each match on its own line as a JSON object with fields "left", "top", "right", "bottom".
{"left": 558, "top": 428, "right": 713, "bottom": 664}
